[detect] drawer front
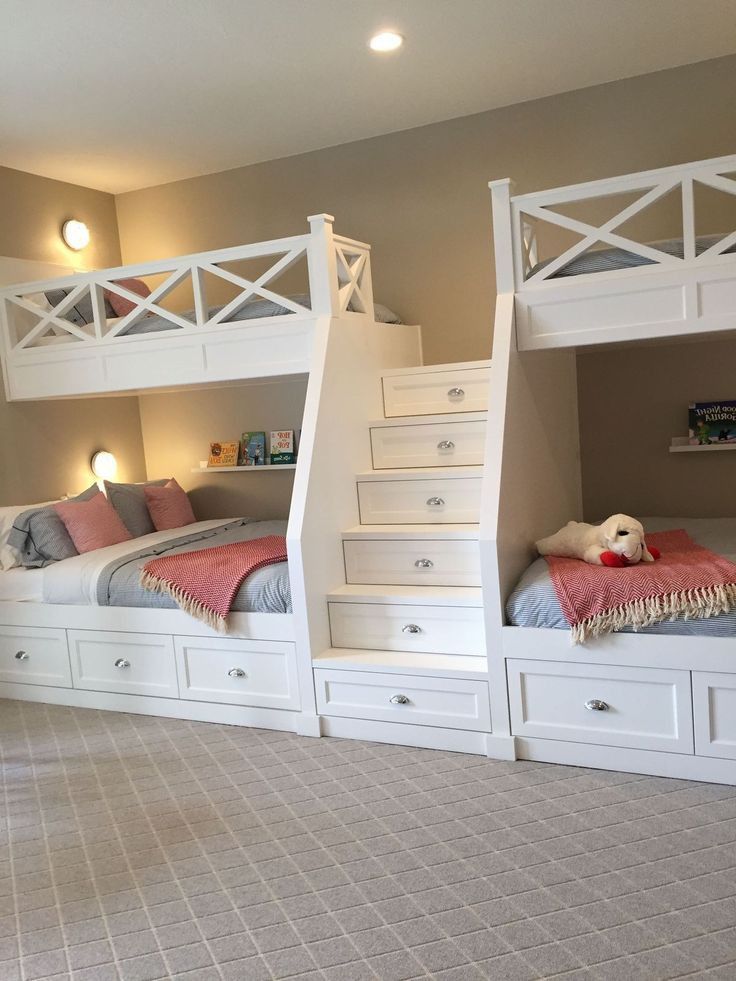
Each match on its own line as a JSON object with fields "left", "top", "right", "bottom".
{"left": 371, "top": 419, "right": 486, "bottom": 469}
{"left": 383, "top": 368, "right": 490, "bottom": 417}
{"left": 508, "top": 659, "right": 693, "bottom": 754}
{"left": 315, "top": 668, "right": 491, "bottom": 730}
{"left": 329, "top": 602, "right": 485, "bottom": 655}
{"left": 0, "top": 625, "right": 71, "bottom": 687}
{"left": 344, "top": 539, "right": 481, "bottom": 587}
{"left": 358, "top": 477, "right": 482, "bottom": 524}
{"left": 693, "top": 672, "right": 736, "bottom": 759}
{"left": 175, "top": 636, "right": 300, "bottom": 710}
{"left": 68, "top": 630, "right": 178, "bottom": 698}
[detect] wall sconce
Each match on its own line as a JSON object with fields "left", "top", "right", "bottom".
{"left": 90, "top": 450, "right": 117, "bottom": 481}
{"left": 62, "top": 219, "right": 90, "bottom": 251}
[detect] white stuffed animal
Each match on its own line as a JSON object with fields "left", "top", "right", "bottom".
{"left": 536, "top": 514, "right": 660, "bottom": 567}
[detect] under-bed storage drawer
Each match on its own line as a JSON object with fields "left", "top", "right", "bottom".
{"left": 382, "top": 366, "right": 490, "bottom": 417}
{"left": 370, "top": 419, "right": 487, "bottom": 469}
{"left": 0, "top": 626, "right": 71, "bottom": 687}
{"left": 507, "top": 659, "right": 693, "bottom": 754}
{"left": 68, "top": 630, "right": 178, "bottom": 698}
{"left": 175, "top": 636, "right": 300, "bottom": 710}
{"left": 344, "top": 539, "right": 481, "bottom": 587}
{"left": 329, "top": 602, "right": 485, "bottom": 655}
{"left": 314, "top": 669, "right": 491, "bottom": 730}
{"left": 692, "top": 672, "right": 736, "bottom": 760}
{"left": 358, "top": 477, "right": 482, "bottom": 524}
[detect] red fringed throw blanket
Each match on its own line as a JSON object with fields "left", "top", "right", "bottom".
{"left": 547, "top": 529, "right": 736, "bottom": 644}
{"left": 140, "top": 535, "right": 288, "bottom": 631}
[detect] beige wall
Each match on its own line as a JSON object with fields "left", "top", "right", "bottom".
{"left": 0, "top": 167, "right": 148, "bottom": 505}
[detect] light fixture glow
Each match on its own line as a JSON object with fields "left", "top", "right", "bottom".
{"left": 369, "top": 30, "right": 403, "bottom": 52}
{"left": 90, "top": 450, "right": 117, "bottom": 481}
{"left": 62, "top": 219, "right": 90, "bottom": 251}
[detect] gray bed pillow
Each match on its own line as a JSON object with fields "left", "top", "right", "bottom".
{"left": 9, "top": 484, "right": 99, "bottom": 567}
{"left": 45, "top": 288, "right": 117, "bottom": 327}
{"left": 104, "top": 479, "right": 168, "bottom": 537}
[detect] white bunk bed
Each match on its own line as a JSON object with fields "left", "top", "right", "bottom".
{"left": 0, "top": 216, "right": 422, "bottom": 736}
{"left": 482, "top": 154, "right": 736, "bottom": 784}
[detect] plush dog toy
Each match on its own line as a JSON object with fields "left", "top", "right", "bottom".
{"left": 536, "top": 514, "right": 661, "bottom": 568}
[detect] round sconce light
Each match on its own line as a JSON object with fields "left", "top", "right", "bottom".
{"left": 90, "top": 450, "right": 117, "bottom": 480}
{"left": 62, "top": 219, "right": 90, "bottom": 251}
{"left": 369, "top": 31, "right": 404, "bottom": 52}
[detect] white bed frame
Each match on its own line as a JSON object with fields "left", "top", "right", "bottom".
{"left": 483, "top": 154, "right": 736, "bottom": 784}
{"left": 0, "top": 218, "right": 422, "bottom": 735}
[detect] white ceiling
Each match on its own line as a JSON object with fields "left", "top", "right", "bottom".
{"left": 3, "top": 0, "right": 736, "bottom": 194}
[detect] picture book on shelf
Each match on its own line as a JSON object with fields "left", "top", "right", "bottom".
{"left": 208, "top": 441, "right": 239, "bottom": 467}
{"left": 688, "top": 401, "right": 736, "bottom": 445}
{"left": 239, "top": 432, "right": 266, "bottom": 466}
{"left": 270, "top": 430, "right": 295, "bottom": 465}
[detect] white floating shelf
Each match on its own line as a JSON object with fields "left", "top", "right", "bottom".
{"left": 669, "top": 437, "right": 736, "bottom": 454}
{"left": 191, "top": 464, "right": 297, "bottom": 473}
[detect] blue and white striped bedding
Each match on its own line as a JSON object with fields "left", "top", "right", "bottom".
{"left": 506, "top": 517, "right": 736, "bottom": 636}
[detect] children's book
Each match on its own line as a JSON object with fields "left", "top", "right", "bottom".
{"left": 239, "top": 431, "right": 266, "bottom": 466}
{"left": 208, "top": 441, "right": 239, "bottom": 467}
{"left": 688, "top": 401, "right": 736, "bottom": 445}
{"left": 270, "top": 430, "right": 295, "bottom": 465}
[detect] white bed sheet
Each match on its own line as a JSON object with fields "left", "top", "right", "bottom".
{"left": 42, "top": 519, "right": 234, "bottom": 606}
{"left": 0, "top": 568, "right": 44, "bottom": 602}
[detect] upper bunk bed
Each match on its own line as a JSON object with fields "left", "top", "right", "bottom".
{"left": 0, "top": 214, "right": 381, "bottom": 401}
{"left": 489, "top": 153, "right": 736, "bottom": 349}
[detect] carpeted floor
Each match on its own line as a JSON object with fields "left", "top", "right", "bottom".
{"left": 1, "top": 701, "right": 736, "bottom": 980}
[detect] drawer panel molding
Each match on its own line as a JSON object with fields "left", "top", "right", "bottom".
{"left": 371, "top": 419, "right": 486, "bottom": 469}
{"left": 358, "top": 477, "right": 482, "bottom": 524}
{"left": 0, "top": 625, "right": 71, "bottom": 688}
{"left": 329, "top": 601, "right": 485, "bottom": 655}
{"left": 383, "top": 368, "right": 490, "bottom": 417}
{"left": 344, "top": 538, "right": 480, "bottom": 587}
{"left": 68, "top": 630, "right": 178, "bottom": 698}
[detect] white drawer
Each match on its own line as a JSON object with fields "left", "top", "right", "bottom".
{"left": 315, "top": 668, "right": 491, "bottom": 730}
{"left": 344, "top": 539, "right": 481, "bottom": 586}
{"left": 68, "top": 630, "right": 178, "bottom": 698}
{"left": 371, "top": 419, "right": 486, "bottom": 469}
{"left": 508, "top": 659, "right": 693, "bottom": 754}
{"left": 358, "top": 477, "right": 482, "bottom": 524}
{"left": 329, "top": 601, "right": 485, "bottom": 655}
{"left": 0, "top": 625, "right": 71, "bottom": 688}
{"left": 383, "top": 367, "right": 490, "bottom": 417}
{"left": 175, "top": 636, "right": 300, "bottom": 710}
{"left": 693, "top": 672, "right": 736, "bottom": 759}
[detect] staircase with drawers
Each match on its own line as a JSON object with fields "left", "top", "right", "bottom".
{"left": 312, "top": 360, "right": 497, "bottom": 755}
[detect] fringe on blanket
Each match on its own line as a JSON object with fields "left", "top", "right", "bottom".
{"left": 139, "top": 569, "right": 228, "bottom": 633}
{"left": 571, "top": 582, "right": 736, "bottom": 645}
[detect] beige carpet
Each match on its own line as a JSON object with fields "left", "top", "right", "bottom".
{"left": 1, "top": 699, "right": 736, "bottom": 980}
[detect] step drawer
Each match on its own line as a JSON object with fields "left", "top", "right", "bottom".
{"left": 329, "top": 601, "right": 485, "bottom": 655}
{"left": 344, "top": 539, "right": 481, "bottom": 586}
{"left": 0, "top": 625, "right": 71, "bottom": 687}
{"left": 175, "top": 636, "right": 300, "bottom": 710}
{"left": 68, "top": 630, "right": 178, "bottom": 698}
{"left": 508, "top": 659, "right": 693, "bottom": 754}
{"left": 383, "top": 367, "right": 490, "bottom": 417}
{"left": 358, "top": 477, "right": 482, "bottom": 524}
{"left": 315, "top": 668, "right": 491, "bottom": 730}
{"left": 693, "top": 672, "right": 736, "bottom": 760}
{"left": 371, "top": 419, "right": 486, "bottom": 469}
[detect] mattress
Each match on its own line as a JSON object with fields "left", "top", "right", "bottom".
{"left": 0, "top": 568, "right": 43, "bottom": 602}
{"left": 532, "top": 233, "right": 736, "bottom": 279}
{"left": 506, "top": 516, "right": 736, "bottom": 637}
{"left": 42, "top": 519, "right": 291, "bottom": 614}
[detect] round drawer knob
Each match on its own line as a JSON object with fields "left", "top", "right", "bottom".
{"left": 402, "top": 623, "right": 422, "bottom": 634}
{"left": 228, "top": 668, "right": 246, "bottom": 679}
{"left": 585, "top": 699, "right": 609, "bottom": 712}
{"left": 14, "top": 650, "right": 29, "bottom": 661}
{"left": 114, "top": 658, "right": 131, "bottom": 669}
{"left": 447, "top": 387, "right": 465, "bottom": 399}
{"left": 437, "top": 440, "right": 455, "bottom": 451}
{"left": 390, "top": 694, "right": 410, "bottom": 705}
{"left": 414, "top": 558, "right": 434, "bottom": 569}
{"left": 426, "top": 497, "right": 445, "bottom": 507}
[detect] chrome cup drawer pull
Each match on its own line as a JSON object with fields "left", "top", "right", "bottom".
{"left": 402, "top": 623, "right": 422, "bottom": 634}
{"left": 228, "top": 668, "right": 246, "bottom": 679}
{"left": 585, "top": 699, "right": 609, "bottom": 712}
{"left": 390, "top": 694, "right": 410, "bottom": 705}
{"left": 414, "top": 558, "right": 434, "bottom": 569}
{"left": 114, "top": 658, "right": 131, "bottom": 669}
{"left": 14, "top": 650, "right": 29, "bottom": 661}
{"left": 437, "top": 440, "right": 455, "bottom": 451}
{"left": 426, "top": 496, "right": 445, "bottom": 507}
{"left": 447, "top": 387, "right": 465, "bottom": 399}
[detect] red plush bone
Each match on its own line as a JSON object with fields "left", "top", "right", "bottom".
{"left": 600, "top": 543, "right": 660, "bottom": 567}
{"left": 646, "top": 543, "right": 661, "bottom": 560}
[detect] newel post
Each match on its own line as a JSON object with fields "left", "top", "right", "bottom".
{"left": 488, "top": 179, "right": 516, "bottom": 294}
{"left": 307, "top": 214, "right": 340, "bottom": 316}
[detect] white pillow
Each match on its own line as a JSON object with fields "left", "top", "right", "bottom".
{"left": 0, "top": 501, "right": 57, "bottom": 571}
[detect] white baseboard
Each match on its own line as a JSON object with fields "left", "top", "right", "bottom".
{"left": 485, "top": 733, "right": 517, "bottom": 760}
{"left": 319, "top": 715, "right": 489, "bottom": 755}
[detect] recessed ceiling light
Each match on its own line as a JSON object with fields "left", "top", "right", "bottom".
{"left": 369, "top": 31, "right": 404, "bottom": 53}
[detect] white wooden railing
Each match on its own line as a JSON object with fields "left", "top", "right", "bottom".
{"left": 490, "top": 154, "right": 736, "bottom": 293}
{"left": 0, "top": 214, "right": 373, "bottom": 355}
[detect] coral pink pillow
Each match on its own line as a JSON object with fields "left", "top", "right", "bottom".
{"left": 54, "top": 492, "right": 133, "bottom": 553}
{"left": 104, "top": 277, "right": 151, "bottom": 317}
{"left": 144, "top": 479, "right": 196, "bottom": 531}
